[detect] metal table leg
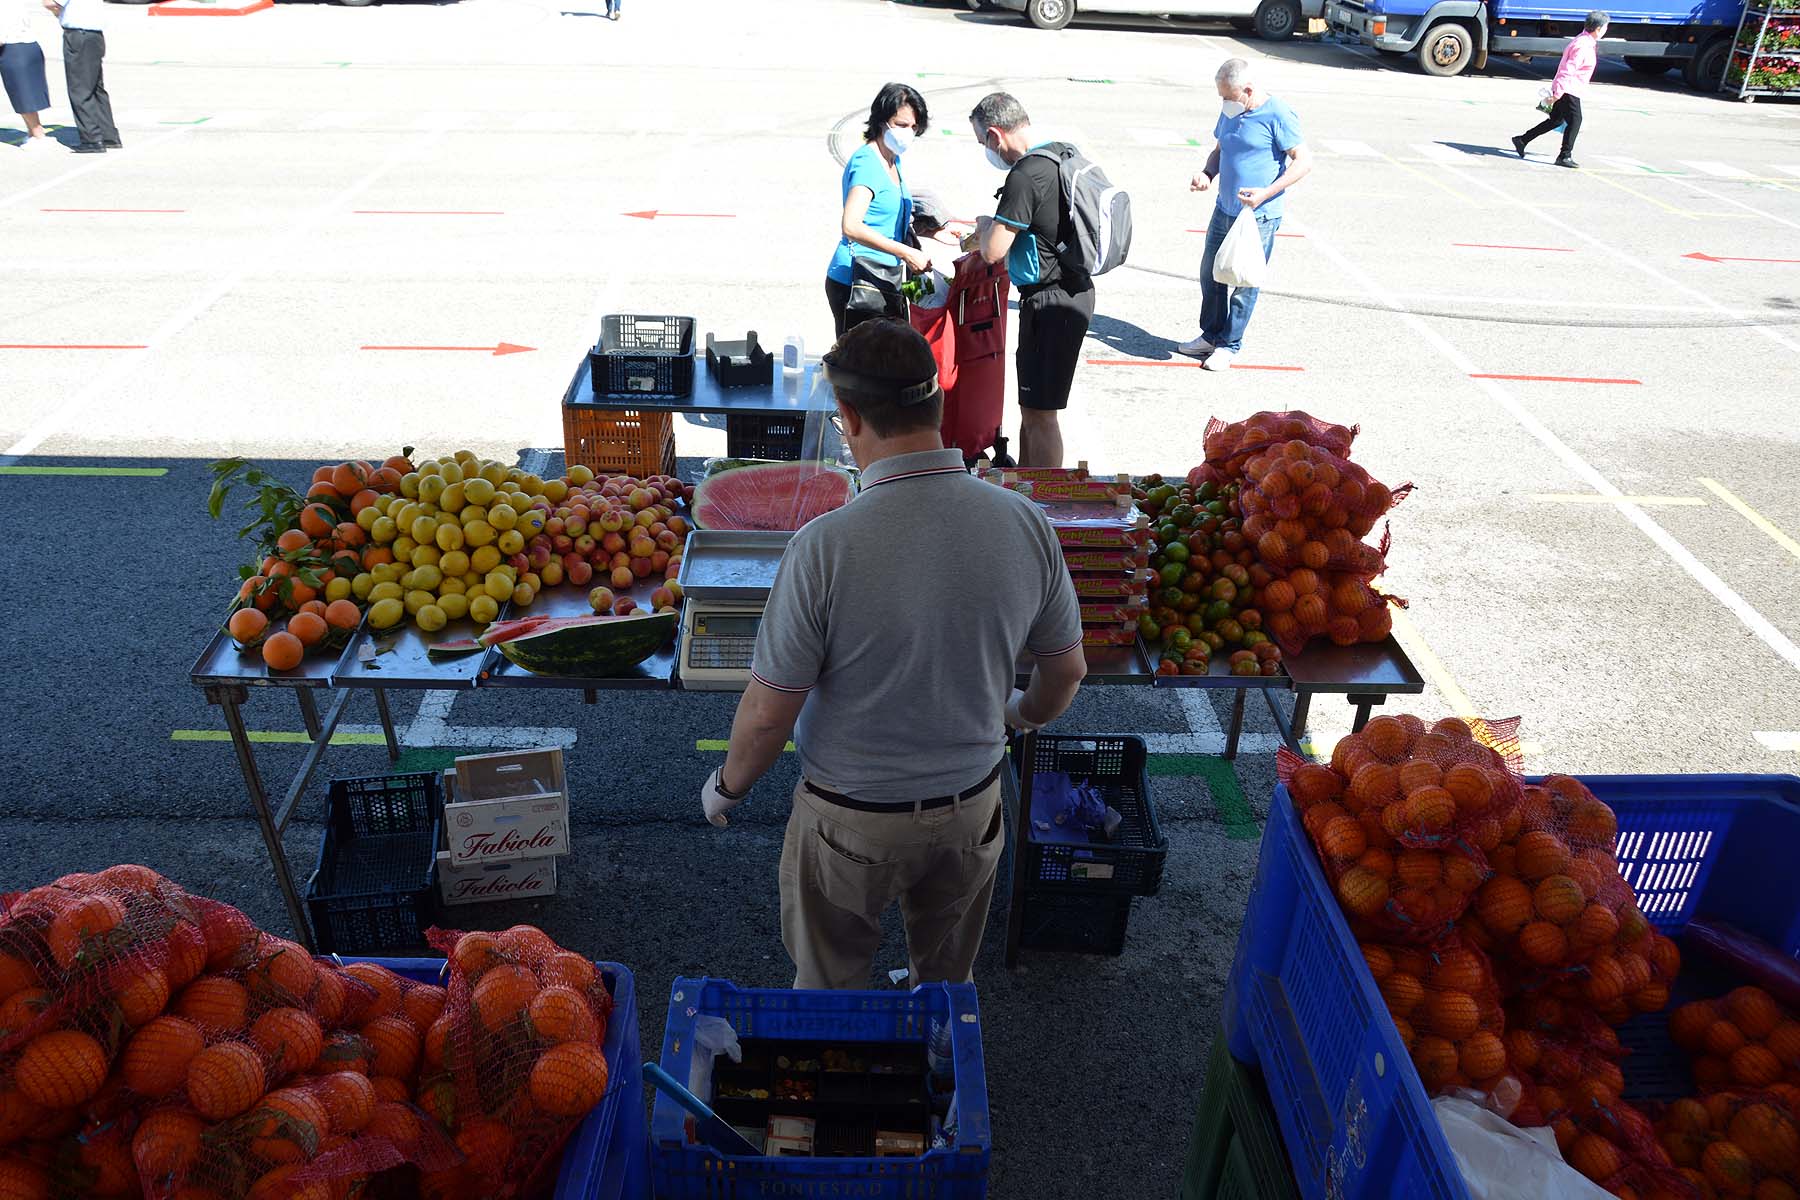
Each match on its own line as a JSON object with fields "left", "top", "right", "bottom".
{"left": 205, "top": 683, "right": 316, "bottom": 952}
{"left": 371, "top": 687, "right": 401, "bottom": 762}
{"left": 1261, "top": 686, "right": 1304, "bottom": 755}
{"left": 295, "top": 688, "right": 322, "bottom": 741}
{"left": 275, "top": 688, "right": 356, "bottom": 833}
{"left": 1289, "top": 690, "right": 1313, "bottom": 743}
{"left": 1004, "top": 730, "right": 1037, "bottom": 971}
{"left": 1348, "top": 693, "right": 1385, "bottom": 732}
{"left": 1224, "top": 690, "right": 1247, "bottom": 760}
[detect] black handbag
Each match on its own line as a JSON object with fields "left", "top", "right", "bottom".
{"left": 845, "top": 253, "right": 907, "bottom": 326}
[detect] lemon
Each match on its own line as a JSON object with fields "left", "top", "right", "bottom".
{"left": 484, "top": 574, "right": 513, "bottom": 602}
{"left": 414, "top": 604, "right": 448, "bottom": 633}
{"left": 376, "top": 493, "right": 396, "bottom": 513}
{"left": 435, "top": 523, "right": 465, "bottom": 552}
{"left": 459, "top": 505, "right": 488, "bottom": 527}
{"left": 440, "top": 482, "right": 466, "bottom": 514}
{"left": 469, "top": 594, "right": 499, "bottom": 625}
{"left": 370, "top": 516, "right": 399, "bottom": 545}
{"left": 394, "top": 502, "right": 421, "bottom": 532}
{"left": 410, "top": 564, "right": 444, "bottom": 592}
{"left": 518, "top": 509, "right": 546, "bottom": 535}
{"left": 438, "top": 576, "right": 467, "bottom": 596}
{"left": 462, "top": 571, "right": 482, "bottom": 590}
{"left": 439, "top": 461, "right": 464, "bottom": 486}
{"left": 399, "top": 472, "right": 422, "bottom": 498}
{"left": 511, "top": 583, "right": 535, "bottom": 606}
{"left": 368, "top": 597, "right": 405, "bottom": 629}
{"left": 393, "top": 535, "right": 417, "bottom": 560}
{"left": 409, "top": 516, "right": 437, "bottom": 544}
{"left": 463, "top": 520, "right": 496, "bottom": 549}
{"left": 418, "top": 475, "right": 446, "bottom": 505}
{"left": 351, "top": 573, "right": 376, "bottom": 601}
{"left": 370, "top": 581, "right": 404, "bottom": 603}
{"left": 356, "top": 506, "right": 381, "bottom": 532}
{"left": 399, "top": 568, "right": 418, "bottom": 590}
{"left": 324, "top": 576, "right": 354, "bottom": 603}
{"left": 507, "top": 491, "right": 533, "bottom": 513}
{"left": 522, "top": 475, "right": 546, "bottom": 497}
{"left": 411, "top": 544, "right": 441, "bottom": 568}
{"left": 567, "top": 465, "right": 594, "bottom": 485}
{"left": 463, "top": 478, "right": 496, "bottom": 506}
{"left": 418, "top": 461, "right": 442, "bottom": 478}
{"left": 437, "top": 591, "right": 470, "bottom": 620}
{"left": 371, "top": 563, "right": 400, "bottom": 585}
{"left": 488, "top": 503, "right": 517, "bottom": 532}
{"left": 542, "top": 479, "right": 568, "bottom": 503}
{"left": 496, "top": 529, "right": 525, "bottom": 556}
{"left": 404, "top": 588, "right": 435, "bottom": 615}
{"left": 439, "top": 550, "right": 471, "bottom": 577}
{"left": 480, "top": 462, "right": 509, "bottom": 487}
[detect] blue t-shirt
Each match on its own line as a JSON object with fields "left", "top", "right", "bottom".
{"left": 1212, "top": 98, "right": 1303, "bottom": 219}
{"left": 827, "top": 142, "right": 912, "bottom": 285}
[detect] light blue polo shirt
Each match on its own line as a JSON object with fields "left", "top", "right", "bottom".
{"left": 827, "top": 143, "right": 912, "bottom": 285}
{"left": 1213, "top": 98, "right": 1304, "bottom": 219}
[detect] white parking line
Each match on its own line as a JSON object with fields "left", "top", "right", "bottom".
{"left": 513, "top": 110, "right": 578, "bottom": 131}
{"left": 1675, "top": 179, "right": 1800, "bottom": 233}
{"left": 1778, "top": 166, "right": 1800, "bottom": 179}
{"left": 1128, "top": 127, "right": 1183, "bottom": 146}
{"left": 303, "top": 111, "right": 368, "bottom": 129}
{"left": 1597, "top": 155, "right": 1656, "bottom": 172}
{"left": 413, "top": 111, "right": 477, "bottom": 131}
{"left": 1680, "top": 160, "right": 1751, "bottom": 179}
{"left": 1411, "top": 142, "right": 1466, "bottom": 163}
{"left": 1755, "top": 732, "right": 1800, "bottom": 752}
{"left": 0, "top": 128, "right": 192, "bottom": 211}
{"left": 1323, "top": 138, "right": 1379, "bottom": 157}
{"left": 207, "top": 111, "right": 271, "bottom": 129}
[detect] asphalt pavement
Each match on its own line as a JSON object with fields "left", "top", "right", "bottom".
{"left": 2, "top": 0, "right": 1798, "bottom": 1195}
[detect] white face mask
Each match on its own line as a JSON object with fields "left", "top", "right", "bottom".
{"left": 985, "top": 145, "right": 1010, "bottom": 171}
{"left": 883, "top": 125, "right": 914, "bottom": 156}
{"left": 1221, "top": 99, "right": 1247, "bottom": 119}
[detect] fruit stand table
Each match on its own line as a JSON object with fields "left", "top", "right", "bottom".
{"left": 563, "top": 355, "right": 836, "bottom": 463}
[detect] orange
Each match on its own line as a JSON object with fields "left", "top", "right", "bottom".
{"left": 1756, "top": 1182, "right": 1799, "bottom": 1200}
{"left": 370, "top": 1075, "right": 409, "bottom": 1104}
{"left": 1766, "top": 1021, "right": 1800, "bottom": 1068}
{"left": 1378, "top": 972, "right": 1424, "bottom": 1016}
{"left": 131, "top": 1107, "right": 205, "bottom": 1184}
{"left": 362, "top": 1015, "right": 421, "bottom": 1079}
{"left": 1424, "top": 990, "right": 1480, "bottom": 1040}
{"left": 1397, "top": 759, "right": 1443, "bottom": 796}
{"left": 1671, "top": 1001, "right": 1720, "bottom": 1052}
{"left": 528, "top": 1041, "right": 609, "bottom": 1117}
{"left": 498, "top": 925, "right": 559, "bottom": 965}
{"left": 121, "top": 1015, "right": 205, "bottom": 1098}
{"left": 1318, "top": 816, "right": 1366, "bottom": 863}
{"left": 1569, "top": 1133, "right": 1622, "bottom": 1183}
{"left": 1648, "top": 933, "right": 1682, "bottom": 980}
{"left": 0, "top": 990, "right": 48, "bottom": 1041}
{"left": 1288, "top": 763, "right": 1342, "bottom": 807}
{"left": 1566, "top": 798, "right": 1619, "bottom": 848}
{"left": 1410, "top": 1035, "right": 1459, "bottom": 1089}
{"left": 1582, "top": 956, "right": 1627, "bottom": 1006}
{"left": 529, "top": 987, "right": 599, "bottom": 1045}
{"left": 298, "top": 503, "right": 338, "bottom": 539}
{"left": 228, "top": 608, "right": 270, "bottom": 644}
{"left": 1702, "top": 1139, "right": 1756, "bottom": 1196}
{"left": 1337, "top": 867, "right": 1389, "bottom": 919}
{"left": 1729, "top": 1103, "right": 1800, "bottom": 1173}
{"left": 174, "top": 976, "right": 250, "bottom": 1033}
{"left": 364, "top": 1100, "right": 422, "bottom": 1147}
{"left": 473, "top": 965, "right": 539, "bottom": 1031}
{"left": 1361, "top": 944, "right": 1395, "bottom": 982}
{"left": 76, "top": 1133, "right": 135, "bottom": 1196}
{"left": 277, "top": 528, "right": 311, "bottom": 553}
{"left": 1514, "top": 831, "right": 1572, "bottom": 881}
{"left": 1350, "top": 762, "right": 1400, "bottom": 811}
{"left": 330, "top": 462, "right": 370, "bottom": 497}
{"left": 186, "top": 1042, "right": 265, "bottom": 1120}
{"left": 245, "top": 938, "right": 317, "bottom": 1006}
{"left": 312, "top": 969, "right": 349, "bottom": 1026}
{"left": 1664, "top": 1098, "right": 1712, "bottom": 1137}
{"left": 402, "top": 983, "right": 447, "bottom": 1032}
{"left": 1731, "top": 1044, "right": 1783, "bottom": 1089}
{"left": 1726, "top": 988, "right": 1784, "bottom": 1041}
{"left": 246, "top": 1088, "right": 329, "bottom": 1165}
{"left": 286, "top": 612, "right": 328, "bottom": 648}
{"left": 1460, "top": 1030, "right": 1506, "bottom": 1081}
{"left": 1304, "top": 802, "right": 1349, "bottom": 842}
{"left": 313, "top": 1071, "right": 375, "bottom": 1135}
{"left": 455, "top": 1116, "right": 515, "bottom": 1172}
{"left": 164, "top": 920, "right": 208, "bottom": 989}
{"left": 324, "top": 599, "right": 361, "bottom": 631}
{"left": 14, "top": 1030, "right": 106, "bottom": 1107}
{"left": 1705, "top": 1020, "right": 1748, "bottom": 1059}
{"left": 1532, "top": 875, "right": 1585, "bottom": 925}
{"left": 1571, "top": 903, "right": 1620, "bottom": 950}
{"left": 1504, "top": 1029, "right": 1541, "bottom": 1071}
{"left": 1405, "top": 788, "right": 1457, "bottom": 838}
{"left": 1518, "top": 921, "right": 1568, "bottom": 967}
{"left": 114, "top": 964, "right": 170, "bottom": 1027}
{"left": 250, "top": 1007, "right": 323, "bottom": 1076}
{"left": 0, "top": 1157, "right": 50, "bottom": 1200}
{"left": 46, "top": 891, "right": 125, "bottom": 968}
{"left": 247, "top": 1165, "right": 332, "bottom": 1200}
{"left": 318, "top": 1029, "right": 373, "bottom": 1076}
{"left": 1475, "top": 876, "right": 1533, "bottom": 936}
{"left": 341, "top": 962, "right": 404, "bottom": 1020}
{"left": 0, "top": 953, "right": 38, "bottom": 1006}
{"left": 1362, "top": 716, "right": 1411, "bottom": 763}
{"left": 261, "top": 632, "right": 304, "bottom": 671}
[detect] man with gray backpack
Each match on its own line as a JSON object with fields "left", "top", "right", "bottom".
{"left": 971, "top": 91, "right": 1131, "bottom": 469}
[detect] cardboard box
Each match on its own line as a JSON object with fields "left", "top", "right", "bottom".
{"left": 437, "top": 851, "right": 559, "bottom": 906}
{"left": 442, "top": 762, "right": 570, "bottom": 867}
{"left": 455, "top": 748, "right": 565, "bottom": 803}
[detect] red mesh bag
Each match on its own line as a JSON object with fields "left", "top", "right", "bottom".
{"left": 1558, "top": 1100, "right": 1698, "bottom": 1199}
{"left": 1236, "top": 442, "right": 1410, "bottom": 569}
{"left": 1670, "top": 986, "right": 1800, "bottom": 1096}
{"left": 416, "top": 926, "right": 616, "bottom": 1200}
{"left": 1361, "top": 932, "right": 1510, "bottom": 1098}
{"left": 1655, "top": 1091, "right": 1800, "bottom": 1195}
{"left": 1258, "top": 568, "right": 1407, "bottom": 655}
{"left": 1198, "top": 410, "right": 1359, "bottom": 481}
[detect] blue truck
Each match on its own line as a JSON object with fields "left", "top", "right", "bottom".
{"left": 1326, "top": 0, "right": 1740, "bottom": 89}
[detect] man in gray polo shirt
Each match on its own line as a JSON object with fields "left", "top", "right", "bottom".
{"left": 701, "top": 318, "right": 1086, "bottom": 990}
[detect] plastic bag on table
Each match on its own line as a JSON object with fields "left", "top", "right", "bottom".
{"left": 1211, "top": 206, "right": 1271, "bottom": 289}
{"left": 1028, "top": 771, "right": 1122, "bottom": 843}
{"left": 1432, "top": 1094, "right": 1615, "bottom": 1200}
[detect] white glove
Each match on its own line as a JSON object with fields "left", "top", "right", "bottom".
{"left": 702, "top": 768, "right": 747, "bottom": 828}
{"left": 1004, "top": 688, "right": 1045, "bottom": 732}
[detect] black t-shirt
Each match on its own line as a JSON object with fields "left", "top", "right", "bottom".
{"left": 994, "top": 147, "right": 1091, "bottom": 294}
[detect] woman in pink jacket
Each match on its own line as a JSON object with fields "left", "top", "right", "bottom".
{"left": 1513, "top": 11, "right": 1608, "bottom": 169}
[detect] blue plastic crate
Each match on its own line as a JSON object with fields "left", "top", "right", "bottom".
{"left": 651, "top": 977, "right": 991, "bottom": 1200}
{"left": 1222, "top": 773, "right": 1800, "bottom": 1200}
{"left": 354, "top": 956, "right": 646, "bottom": 1200}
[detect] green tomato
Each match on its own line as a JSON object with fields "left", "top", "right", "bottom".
{"left": 1169, "top": 504, "right": 1196, "bottom": 527}
{"left": 1138, "top": 614, "right": 1161, "bottom": 640}
{"left": 1205, "top": 600, "right": 1232, "bottom": 624}
{"left": 1160, "top": 563, "right": 1186, "bottom": 588}
{"left": 1209, "top": 578, "right": 1238, "bottom": 604}
{"left": 1165, "top": 542, "right": 1189, "bottom": 564}
{"left": 1196, "top": 481, "right": 1219, "bottom": 502}
{"left": 1156, "top": 522, "right": 1180, "bottom": 545}
{"left": 1160, "top": 586, "right": 1186, "bottom": 608}
{"left": 1204, "top": 499, "right": 1230, "bottom": 517}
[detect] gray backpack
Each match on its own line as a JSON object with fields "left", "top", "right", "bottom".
{"left": 1026, "top": 142, "right": 1133, "bottom": 276}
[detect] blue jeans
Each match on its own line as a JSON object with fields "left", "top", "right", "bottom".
{"left": 1198, "top": 204, "right": 1280, "bottom": 353}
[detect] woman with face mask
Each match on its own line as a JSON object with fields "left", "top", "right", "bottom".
{"left": 826, "top": 83, "right": 933, "bottom": 337}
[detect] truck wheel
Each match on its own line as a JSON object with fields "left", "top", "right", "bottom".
{"left": 1626, "top": 57, "right": 1672, "bottom": 76}
{"left": 1684, "top": 37, "right": 1728, "bottom": 92}
{"left": 1417, "top": 22, "right": 1473, "bottom": 76}
{"left": 1253, "top": 0, "right": 1300, "bottom": 39}
{"left": 1026, "top": 0, "right": 1073, "bottom": 28}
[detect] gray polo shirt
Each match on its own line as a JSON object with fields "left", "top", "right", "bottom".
{"left": 749, "top": 448, "right": 1082, "bottom": 805}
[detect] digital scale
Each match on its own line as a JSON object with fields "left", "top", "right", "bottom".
{"left": 675, "top": 530, "right": 795, "bottom": 692}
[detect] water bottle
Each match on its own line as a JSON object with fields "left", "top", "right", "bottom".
{"left": 782, "top": 335, "right": 804, "bottom": 377}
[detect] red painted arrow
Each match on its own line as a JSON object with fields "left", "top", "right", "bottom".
{"left": 1684, "top": 251, "right": 1800, "bottom": 265}
{"left": 0, "top": 343, "right": 147, "bottom": 349}
{"left": 624, "top": 209, "right": 735, "bottom": 220}
{"left": 360, "top": 342, "right": 535, "bottom": 356}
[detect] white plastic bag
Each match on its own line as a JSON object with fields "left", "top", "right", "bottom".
{"left": 1432, "top": 1095, "right": 1614, "bottom": 1200}
{"left": 1212, "top": 207, "right": 1270, "bottom": 289}
{"left": 914, "top": 267, "right": 951, "bottom": 310}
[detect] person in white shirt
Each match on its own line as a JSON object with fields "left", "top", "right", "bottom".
{"left": 1, "top": 0, "right": 52, "bottom": 146}
{"left": 42, "top": 0, "right": 115, "bottom": 153}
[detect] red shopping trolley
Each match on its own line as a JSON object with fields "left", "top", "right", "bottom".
{"left": 911, "top": 252, "right": 1011, "bottom": 467}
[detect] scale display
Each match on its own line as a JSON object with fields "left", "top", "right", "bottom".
{"left": 678, "top": 605, "right": 765, "bottom": 691}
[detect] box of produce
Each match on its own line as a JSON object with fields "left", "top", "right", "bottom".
{"left": 1070, "top": 570, "right": 1154, "bottom": 601}
{"left": 455, "top": 747, "right": 566, "bottom": 804}
{"left": 1079, "top": 600, "right": 1148, "bottom": 626}
{"left": 1060, "top": 545, "right": 1150, "bottom": 572}
{"left": 1081, "top": 625, "right": 1138, "bottom": 648}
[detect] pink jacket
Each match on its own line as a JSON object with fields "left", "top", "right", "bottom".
{"left": 1551, "top": 31, "right": 1599, "bottom": 99}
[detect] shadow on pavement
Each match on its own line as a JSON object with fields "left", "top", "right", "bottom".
{"left": 1088, "top": 313, "right": 1184, "bottom": 361}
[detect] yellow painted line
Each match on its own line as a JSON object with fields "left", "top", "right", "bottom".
{"left": 1377, "top": 150, "right": 1479, "bottom": 206}
{"left": 1583, "top": 168, "right": 1697, "bottom": 219}
{"left": 0, "top": 465, "right": 168, "bottom": 477}
{"left": 173, "top": 730, "right": 387, "bottom": 746}
{"left": 695, "top": 739, "right": 794, "bottom": 752}
{"left": 1529, "top": 493, "right": 1707, "bottom": 506}
{"left": 1389, "top": 607, "right": 1478, "bottom": 718}
{"left": 1699, "top": 478, "right": 1800, "bottom": 563}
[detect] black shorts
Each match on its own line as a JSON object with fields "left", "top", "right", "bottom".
{"left": 1016, "top": 283, "right": 1094, "bottom": 412}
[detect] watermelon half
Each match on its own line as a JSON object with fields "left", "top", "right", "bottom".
{"left": 480, "top": 611, "right": 676, "bottom": 677}
{"left": 690, "top": 460, "right": 856, "bottom": 532}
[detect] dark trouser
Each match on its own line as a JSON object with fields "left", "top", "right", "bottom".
{"left": 1522, "top": 93, "right": 1581, "bottom": 160}
{"left": 1015, "top": 282, "right": 1094, "bottom": 411}
{"left": 62, "top": 29, "right": 117, "bottom": 147}
{"left": 824, "top": 277, "right": 851, "bottom": 340}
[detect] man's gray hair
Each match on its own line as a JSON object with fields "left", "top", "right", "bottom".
{"left": 1584, "top": 10, "right": 1608, "bottom": 30}
{"left": 969, "top": 92, "right": 1030, "bottom": 132}
{"left": 1216, "top": 58, "right": 1253, "bottom": 89}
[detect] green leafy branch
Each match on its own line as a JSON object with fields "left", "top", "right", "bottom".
{"left": 207, "top": 458, "right": 307, "bottom": 551}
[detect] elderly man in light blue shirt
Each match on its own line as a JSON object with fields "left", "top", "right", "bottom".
{"left": 43, "top": 0, "right": 117, "bottom": 153}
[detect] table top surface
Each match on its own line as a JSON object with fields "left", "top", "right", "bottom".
{"left": 191, "top": 626, "right": 348, "bottom": 689}
{"left": 477, "top": 585, "right": 679, "bottom": 690}
{"left": 1281, "top": 635, "right": 1425, "bottom": 694}
{"left": 334, "top": 619, "right": 486, "bottom": 691}
{"left": 566, "top": 352, "right": 833, "bottom": 416}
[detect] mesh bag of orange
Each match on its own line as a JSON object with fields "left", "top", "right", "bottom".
{"left": 1282, "top": 714, "right": 1523, "bottom": 941}
{"left": 1197, "top": 409, "right": 1359, "bottom": 482}
{"left": 1556, "top": 1100, "right": 1695, "bottom": 1200}
{"left": 1656, "top": 1090, "right": 1800, "bottom": 1198}
{"left": 1361, "top": 932, "right": 1511, "bottom": 1099}
{"left": 1504, "top": 995, "right": 1629, "bottom": 1128}
{"left": 1256, "top": 567, "right": 1405, "bottom": 655}
{"left": 413, "top": 926, "right": 616, "bottom": 1200}
{"left": 1236, "top": 444, "right": 1408, "bottom": 571}
{"left": 1669, "top": 986, "right": 1800, "bottom": 1097}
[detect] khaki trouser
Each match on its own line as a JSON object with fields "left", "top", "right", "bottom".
{"left": 779, "top": 774, "right": 1006, "bottom": 991}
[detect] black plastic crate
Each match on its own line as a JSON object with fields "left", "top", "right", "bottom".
{"left": 1015, "top": 734, "right": 1166, "bottom": 896}
{"left": 591, "top": 314, "right": 695, "bottom": 398}
{"left": 305, "top": 772, "right": 441, "bottom": 955}
{"left": 725, "top": 412, "right": 806, "bottom": 461}
{"left": 1016, "top": 887, "right": 1132, "bottom": 956}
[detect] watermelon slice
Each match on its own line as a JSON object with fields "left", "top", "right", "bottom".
{"left": 690, "top": 460, "right": 855, "bottom": 532}
{"left": 484, "top": 611, "right": 676, "bottom": 677}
